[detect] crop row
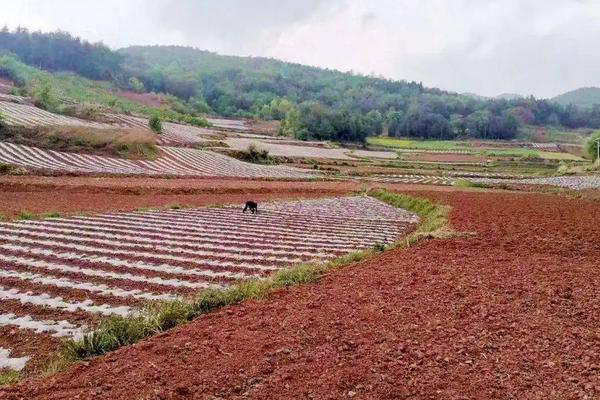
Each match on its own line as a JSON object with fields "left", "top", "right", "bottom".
{"left": 0, "top": 101, "right": 219, "bottom": 147}
{"left": 0, "top": 141, "right": 315, "bottom": 178}
{"left": 103, "top": 114, "right": 218, "bottom": 146}
{"left": 0, "top": 196, "right": 417, "bottom": 371}
{"left": 361, "top": 174, "right": 456, "bottom": 186}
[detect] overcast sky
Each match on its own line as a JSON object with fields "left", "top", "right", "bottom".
{"left": 2, "top": 0, "right": 599, "bottom": 98}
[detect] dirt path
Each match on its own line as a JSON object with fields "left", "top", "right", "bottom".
{"left": 1, "top": 189, "right": 598, "bottom": 399}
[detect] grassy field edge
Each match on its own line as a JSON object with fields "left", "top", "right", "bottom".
{"left": 0, "top": 189, "right": 450, "bottom": 385}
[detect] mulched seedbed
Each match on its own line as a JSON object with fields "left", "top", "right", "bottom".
{"left": 2, "top": 189, "right": 598, "bottom": 399}
{"left": 403, "top": 152, "right": 487, "bottom": 163}
{"left": 0, "top": 177, "right": 454, "bottom": 217}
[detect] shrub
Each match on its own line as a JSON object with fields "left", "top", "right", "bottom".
{"left": 149, "top": 113, "right": 163, "bottom": 133}
{"left": 43, "top": 212, "right": 61, "bottom": 218}
{"left": 372, "top": 242, "right": 387, "bottom": 252}
{"left": 585, "top": 131, "right": 600, "bottom": 161}
{"left": 184, "top": 115, "right": 210, "bottom": 128}
{"left": 232, "top": 143, "right": 276, "bottom": 164}
{"left": 128, "top": 77, "right": 145, "bottom": 93}
{"left": 32, "top": 81, "right": 59, "bottom": 112}
{"left": 0, "top": 163, "right": 14, "bottom": 174}
{"left": 17, "top": 210, "right": 35, "bottom": 220}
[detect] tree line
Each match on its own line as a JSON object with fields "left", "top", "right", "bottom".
{"left": 1, "top": 28, "right": 600, "bottom": 143}
{"left": 0, "top": 27, "right": 120, "bottom": 81}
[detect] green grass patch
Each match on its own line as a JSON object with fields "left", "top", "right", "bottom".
{"left": 38, "top": 191, "right": 450, "bottom": 381}
{"left": 369, "top": 188, "right": 449, "bottom": 239}
{"left": 42, "top": 212, "right": 62, "bottom": 219}
{"left": 482, "top": 148, "right": 539, "bottom": 159}
{"left": 367, "top": 137, "right": 470, "bottom": 151}
{"left": 453, "top": 179, "right": 491, "bottom": 189}
{"left": 17, "top": 210, "right": 35, "bottom": 220}
{"left": 0, "top": 370, "right": 21, "bottom": 386}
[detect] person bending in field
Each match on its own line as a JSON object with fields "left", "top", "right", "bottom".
{"left": 243, "top": 201, "right": 258, "bottom": 214}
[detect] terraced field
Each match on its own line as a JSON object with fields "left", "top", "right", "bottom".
{"left": 0, "top": 101, "right": 111, "bottom": 129}
{"left": 0, "top": 101, "right": 218, "bottom": 147}
{"left": 103, "top": 114, "right": 220, "bottom": 146}
{"left": 0, "top": 196, "right": 417, "bottom": 371}
{"left": 225, "top": 137, "right": 398, "bottom": 160}
{"left": 471, "top": 175, "right": 600, "bottom": 190}
{"left": 360, "top": 174, "right": 456, "bottom": 186}
{"left": 0, "top": 142, "right": 315, "bottom": 178}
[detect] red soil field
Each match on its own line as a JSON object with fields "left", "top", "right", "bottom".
{"left": 113, "top": 90, "right": 166, "bottom": 108}
{"left": 2, "top": 189, "right": 598, "bottom": 399}
{"left": 0, "top": 176, "right": 456, "bottom": 217}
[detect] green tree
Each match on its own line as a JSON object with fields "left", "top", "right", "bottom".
{"left": 32, "top": 80, "right": 59, "bottom": 112}
{"left": 364, "top": 110, "right": 383, "bottom": 135}
{"left": 128, "top": 76, "right": 145, "bottom": 93}
{"left": 585, "top": 131, "right": 600, "bottom": 161}
{"left": 385, "top": 109, "right": 403, "bottom": 137}
{"left": 149, "top": 113, "right": 163, "bottom": 133}
{"left": 278, "top": 108, "right": 301, "bottom": 137}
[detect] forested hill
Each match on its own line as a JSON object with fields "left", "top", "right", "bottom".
{"left": 2, "top": 28, "right": 600, "bottom": 143}
{"left": 552, "top": 87, "right": 600, "bottom": 108}
{"left": 117, "top": 46, "right": 600, "bottom": 141}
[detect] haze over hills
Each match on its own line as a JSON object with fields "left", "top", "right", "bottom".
{"left": 552, "top": 87, "right": 600, "bottom": 108}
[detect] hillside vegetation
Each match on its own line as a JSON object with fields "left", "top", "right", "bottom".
{"left": 2, "top": 28, "right": 600, "bottom": 143}
{"left": 552, "top": 87, "right": 600, "bottom": 108}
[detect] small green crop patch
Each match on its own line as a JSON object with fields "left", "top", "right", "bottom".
{"left": 0, "top": 370, "right": 21, "bottom": 386}
{"left": 482, "top": 148, "right": 539, "bottom": 159}
{"left": 537, "top": 151, "right": 584, "bottom": 161}
{"left": 17, "top": 210, "right": 35, "bottom": 220}
{"left": 452, "top": 179, "right": 491, "bottom": 189}
{"left": 367, "top": 137, "right": 471, "bottom": 151}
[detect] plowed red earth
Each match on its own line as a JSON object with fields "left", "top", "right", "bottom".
{"left": 113, "top": 90, "right": 166, "bottom": 107}
{"left": 2, "top": 189, "right": 599, "bottom": 399}
{"left": 0, "top": 176, "right": 454, "bottom": 217}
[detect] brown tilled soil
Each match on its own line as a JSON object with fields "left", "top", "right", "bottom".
{"left": 113, "top": 90, "right": 166, "bottom": 108}
{"left": 0, "top": 78, "right": 13, "bottom": 93}
{"left": 1, "top": 189, "right": 598, "bottom": 399}
{"left": 0, "top": 176, "right": 456, "bottom": 217}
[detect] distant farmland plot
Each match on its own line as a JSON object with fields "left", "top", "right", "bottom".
{"left": 0, "top": 101, "right": 219, "bottom": 147}
{"left": 0, "top": 142, "right": 316, "bottom": 178}
{"left": 0, "top": 196, "right": 417, "bottom": 370}
{"left": 226, "top": 137, "right": 398, "bottom": 160}
{"left": 367, "top": 137, "right": 472, "bottom": 151}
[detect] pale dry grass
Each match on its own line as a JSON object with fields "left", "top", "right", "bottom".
{"left": 0, "top": 124, "right": 159, "bottom": 160}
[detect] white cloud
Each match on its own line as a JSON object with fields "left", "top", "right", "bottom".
{"left": 1, "top": 0, "right": 599, "bottom": 97}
